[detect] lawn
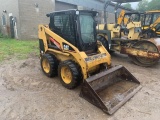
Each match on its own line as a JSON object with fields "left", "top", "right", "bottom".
{"left": 0, "top": 38, "right": 39, "bottom": 62}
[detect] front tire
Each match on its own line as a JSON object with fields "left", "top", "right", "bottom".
{"left": 58, "top": 60, "right": 82, "bottom": 89}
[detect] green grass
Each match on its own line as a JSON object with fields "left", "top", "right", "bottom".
{"left": 0, "top": 38, "right": 39, "bottom": 62}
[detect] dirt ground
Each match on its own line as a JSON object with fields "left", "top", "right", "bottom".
{"left": 0, "top": 53, "right": 160, "bottom": 120}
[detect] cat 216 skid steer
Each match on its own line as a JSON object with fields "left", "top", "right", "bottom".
{"left": 38, "top": 10, "right": 141, "bottom": 115}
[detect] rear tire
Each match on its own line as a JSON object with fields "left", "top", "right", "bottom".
{"left": 41, "top": 54, "right": 58, "bottom": 77}
{"left": 58, "top": 60, "right": 82, "bottom": 89}
{"left": 97, "top": 35, "right": 115, "bottom": 53}
{"left": 97, "top": 35, "right": 109, "bottom": 52}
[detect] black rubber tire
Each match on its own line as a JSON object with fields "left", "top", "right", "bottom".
{"left": 41, "top": 54, "right": 58, "bottom": 77}
{"left": 97, "top": 35, "right": 109, "bottom": 52}
{"left": 58, "top": 60, "right": 82, "bottom": 89}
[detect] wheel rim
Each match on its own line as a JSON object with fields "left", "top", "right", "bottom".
{"left": 135, "top": 41, "right": 159, "bottom": 65}
{"left": 61, "top": 66, "right": 72, "bottom": 84}
{"left": 42, "top": 58, "right": 50, "bottom": 73}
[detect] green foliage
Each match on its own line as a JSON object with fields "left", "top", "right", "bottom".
{"left": 137, "top": 0, "right": 149, "bottom": 12}
{"left": 137, "top": 0, "right": 160, "bottom": 12}
{"left": 0, "top": 33, "right": 3, "bottom": 38}
{"left": 123, "top": 3, "right": 132, "bottom": 9}
{"left": 147, "top": 0, "right": 160, "bottom": 11}
{"left": 0, "top": 38, "right": 38, "bottom": 62}
{"left": 0, "top": 33, "right": 10, "bottom": 39}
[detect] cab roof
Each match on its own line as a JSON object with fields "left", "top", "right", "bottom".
{"left": 46, "top": 9, "right": 98, "bottom": 17}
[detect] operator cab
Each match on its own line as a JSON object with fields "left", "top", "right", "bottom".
{"left": 143, "top": 11, "right": 160, "bottom": 34}
{"left": 47, "top": 10, "right": 98, "bottom": 53}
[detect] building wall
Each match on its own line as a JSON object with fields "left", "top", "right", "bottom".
{"left": 0, "top": 0, "right": 20, "bottom": 37}
{"left": 55, "top": 1, "right": 76, "bottom": 11}
{"left": 98, "top": 11, "right": 115, "bottom": 24}
{"left": 18, "top": 0, "right": 55, "bottom": 39}
{"left": 56, "top": 0, "right": 134, "bottom": 24}
{"left": 0, "top": 0, "right": 134, "bottom": 40}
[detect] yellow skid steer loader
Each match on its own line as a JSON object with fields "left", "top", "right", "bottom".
{"left": 38, "top": 10, "right": 141, "bottom": 115}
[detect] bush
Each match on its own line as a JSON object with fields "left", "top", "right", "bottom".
{"left": 0, "top": 33, "right": 3, "bottom": 38}
{"left": 0, "top": 32, "right": 10, "bottom": 39}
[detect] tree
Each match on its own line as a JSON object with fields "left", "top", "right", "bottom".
{"left": 148, "top": 0, "right": 160, "bottom": 11}
{"left": 137, "top": 0, "right": 149, "bottom": 12}
{"left": 123, "top": 3, "right": 132, "bottom": 9}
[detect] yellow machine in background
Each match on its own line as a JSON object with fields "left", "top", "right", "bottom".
{"left": 142, "top": 10, "right": 160, "bottom": 37}
{"left": 38, "top": 10, "right": 141, "bottom": 115}
{"left": 117, "top": 10, "right": 160, "bottom": 38}
{"left": 97, "top": 0, "right": 160, "bottom": 67}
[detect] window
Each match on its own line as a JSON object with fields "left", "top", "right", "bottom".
{"left": 144, "top": 14, "right": 152, "bottom": 26}
{"left": 2, "top": 15, "right": 6, "bottom": 26}
{"left": 124, "top": 14, "right": 140, "bottom": 22}
{"left": 53, "top": 14, "right": 75, "bottom": 45}
{"left": 153, "top": 13, "right": 160, "bottom": 24}
{"left": 79, "top": 14, "right": 95, "bottom": 43}
{"left": 54, "top": 16, "right": 63, "bottom": 30}
{"left": 153, "top": 13, "right": 160, "bottom": 32}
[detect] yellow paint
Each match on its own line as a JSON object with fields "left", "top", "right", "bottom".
{"left": 42, "top": 58, "right": 50, "bottom": 73}
{"left": 123, "top": 47, "right": 160, "bottom": 58}
{"left": 150, "top": 17, "right": 160, "bottom": 28}
{"left": 127, "top": 22, "right": 141, "bottom": 40}
{"left": 97, "top": 24, "right": 105, "bottom": 30}
{"left": 126, "top": 22, "right": 141, "bottom": 29}
{"left": 61, "top": 66, "right": 72, "bottom": 84}
{"left": 107, "top": 24, "right": 115, "bottom": 31}
{"left": 117, "top": 10, "right": 125, "bottom": 25}
{"left": 142, "top": 16, "right": 160, "bottom": 35}
{"left": 146, "top": 10, "right": 160, "bottom": 13}
{"left": 124, "top": 17, "right": 129, "bottom": 25}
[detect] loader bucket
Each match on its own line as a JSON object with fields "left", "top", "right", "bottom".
{"left": 80, "top": 65, "right": 141, "bottom": 115}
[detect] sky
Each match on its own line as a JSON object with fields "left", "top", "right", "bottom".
{"left": 130, "top": 0, "right": 152, "bottom": 9}
{"left": 131, "top": 2, "right": 138, "bottom": 9}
